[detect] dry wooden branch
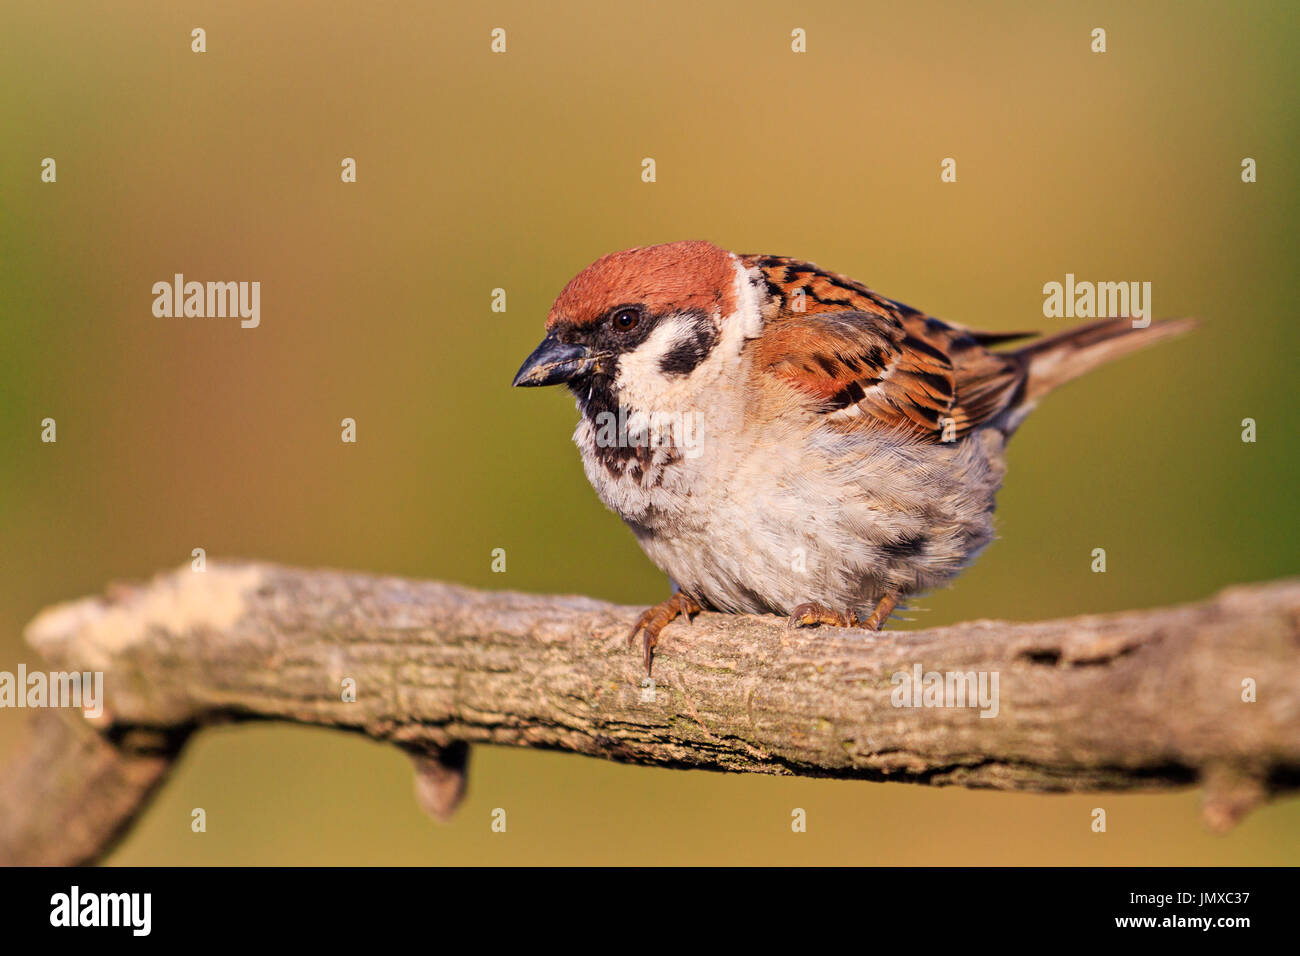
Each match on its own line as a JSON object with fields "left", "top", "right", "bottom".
{"left": 2, "top": 562, "right": 1298, "bottom": 865}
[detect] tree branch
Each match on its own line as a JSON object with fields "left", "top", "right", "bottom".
{"left": 3, "top": 562, "right": 1298, "bottom": 865}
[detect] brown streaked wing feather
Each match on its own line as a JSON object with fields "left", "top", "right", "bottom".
{"left": 741, "top": 254, "right": 902, "bottom": 320}
{"left": 757, "top": 310, "right": 904, "bottom": 404}
{"left": 756, "top": 309, "right": 1028, "bottom": 441}
{"left": 742, "top": 254, "right": 1030, "bottom": 440}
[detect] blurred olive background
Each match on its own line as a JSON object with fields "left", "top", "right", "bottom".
{"left": 1, "top": 0, "right": 1297, "bottom": 865}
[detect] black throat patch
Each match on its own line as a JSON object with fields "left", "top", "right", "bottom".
{"left": 568, "top": 374, "right": 681, "bottom": 483}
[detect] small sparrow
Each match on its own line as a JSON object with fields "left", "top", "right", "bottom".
{"left": 513, "top": 241, "right": 1191, "bottom": 672}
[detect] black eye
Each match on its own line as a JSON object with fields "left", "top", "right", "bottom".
{"left": 611, "top": 307, "right": 642, "bottom": 331}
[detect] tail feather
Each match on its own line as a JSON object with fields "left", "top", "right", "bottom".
{"left": 1014, "top": 317, "right": 1195, "bottom": 407}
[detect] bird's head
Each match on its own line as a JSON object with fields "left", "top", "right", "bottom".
{"left": 512, "top": 241, "right": 761, "bottom": 415}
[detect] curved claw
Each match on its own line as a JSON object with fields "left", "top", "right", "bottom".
{"left": 627, "top": 593, "right": 701, "bottom": 674}
{"left": 786, "top": 602, "right": 852, "bottom": 630}
{"left": 787, "top": 595, "right": 899, "bottom": 632}
{"left": 626, "top": 608, "right": 658, "bottom": 673}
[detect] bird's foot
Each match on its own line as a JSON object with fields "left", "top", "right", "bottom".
{"left": 861, "top": 594, "right": 898, "bottom": 631}
{"left": 787, "top": 602, "right": 856, "bottom": 630}
{"left": 628, "top": 592, "right": 702, "bottom": 675}
{"left": 787, "top": 594, "right": 899, "bottom": 632}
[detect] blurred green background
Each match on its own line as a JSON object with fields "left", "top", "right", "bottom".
{"left": 1, "top": 0, "right": 1297, "bottom": 864}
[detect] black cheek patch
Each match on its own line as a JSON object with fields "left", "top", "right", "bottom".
{"left": 657, "top": 310, "right": 719, "bottom": 377}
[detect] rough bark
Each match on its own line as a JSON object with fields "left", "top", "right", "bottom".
{"left": 2, "top": 561, "right": 1297, "bottom": 865}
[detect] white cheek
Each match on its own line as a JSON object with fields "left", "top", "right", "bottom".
{"left": 613, "top": 319, "right": 693, "bottom": 411}
{"left": 611, "top": 260, "right": 764, "bottom": 415}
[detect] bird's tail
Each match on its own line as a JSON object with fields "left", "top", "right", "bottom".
{"left": 1015, "top": 316, "right": 1195, "bottom": 405}
{"left": 992, "top": 317, "right": 1194, "bottom": 435}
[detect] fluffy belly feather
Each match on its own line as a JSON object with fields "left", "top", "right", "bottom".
{"left": 577, "top": 414, "right": 1008, "bottom": 616}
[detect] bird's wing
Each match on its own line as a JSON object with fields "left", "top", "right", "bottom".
{"left": 742, "top": 254, "right": 1032, "bottom": 441}
{"left": 754, "top": 307, "right": 1029, "bottom": 441}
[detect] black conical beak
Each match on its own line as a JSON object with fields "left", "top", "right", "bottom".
{"left": 512, "top": 334, "right": 595, "bottom": 387}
